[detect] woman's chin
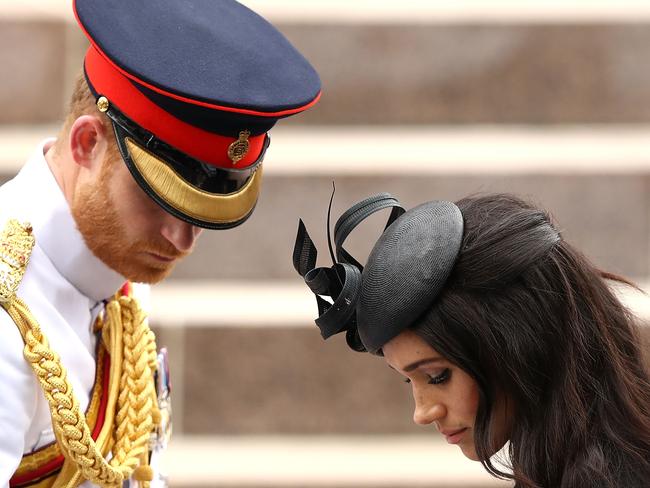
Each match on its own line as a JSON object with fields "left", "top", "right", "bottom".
{"left": 459, "top": 444, "right": 481, "bottom": 461}
{"left": 460, "top": 438, "right": 509, "bottom": 462}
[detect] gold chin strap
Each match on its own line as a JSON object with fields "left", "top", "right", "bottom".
{"left": 0, "top": 220, "right": 161, "bottom": 488}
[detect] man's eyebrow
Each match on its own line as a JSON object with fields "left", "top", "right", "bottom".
{"left": 402, "top": 357, "right": 445, "bottom": 372}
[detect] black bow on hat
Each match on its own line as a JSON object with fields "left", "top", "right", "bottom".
{"left": 293, "top": 192, "right": 464, "bottom": 354}
{"left": 293, "top": 193, "right": 405, "bottom": 352}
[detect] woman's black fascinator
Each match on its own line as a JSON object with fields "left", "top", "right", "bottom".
{"left": 293, "top": 192, "right": 464, "bottom": 355}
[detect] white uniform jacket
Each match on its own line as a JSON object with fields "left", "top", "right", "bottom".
{"left": 0, "top": 140, "right": 141, "bottom": 487}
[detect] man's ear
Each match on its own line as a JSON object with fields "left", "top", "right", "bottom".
{"left": 69, "top": 115, "right": 109, "bottom": 169}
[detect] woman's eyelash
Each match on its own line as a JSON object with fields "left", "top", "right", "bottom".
{"left": 428, "top": 368, "right": 451, "bottom": 385}
{"left": 403, "top": 368, "right": 451, "bottom": 385}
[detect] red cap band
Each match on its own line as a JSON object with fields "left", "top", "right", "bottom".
{"left": 85, "top": 46, "right": 265, "bottom": 169}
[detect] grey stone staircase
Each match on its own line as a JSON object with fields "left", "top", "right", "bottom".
{"left": 3, "top": 2, "right": 650, "bottom": 487}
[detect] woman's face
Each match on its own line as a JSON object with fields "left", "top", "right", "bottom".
{"left": 382, "top": 329, "right": 509, "bottom": 461}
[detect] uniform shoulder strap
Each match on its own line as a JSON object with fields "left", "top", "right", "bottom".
{"left": 0, "top": 219, "right": 35, "bottom": 304}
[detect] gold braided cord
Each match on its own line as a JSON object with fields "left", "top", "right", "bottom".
{"left": 106, "top": 296, "right": 159, "bottom": 484}
{"left": 4, "top": 293, "right": 159, "bottom": 488}
{"left": 12, "top": 348, "right": 106, "bottom": 480}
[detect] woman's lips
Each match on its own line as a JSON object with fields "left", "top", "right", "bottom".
{"left": 442, "top": 427, "right": 468, "bottom": 444}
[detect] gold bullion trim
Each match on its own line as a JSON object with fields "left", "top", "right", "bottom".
{"left": 125, "top": 138, "right": 262, "bottom": 224}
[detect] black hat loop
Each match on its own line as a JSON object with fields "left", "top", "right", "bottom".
{"left": 293, "top": 193, "right": 405, "bottom": 352}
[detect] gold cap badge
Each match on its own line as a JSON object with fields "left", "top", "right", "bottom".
{"left": 228, "top": 130, "right": 251, "bottom": 165}
{"left": 96, "top": 96, "right": 110, "bottom": 113}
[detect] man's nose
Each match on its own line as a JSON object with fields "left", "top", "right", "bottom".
{"left": 160, "top": 217, "right": 203, "bottom": 253}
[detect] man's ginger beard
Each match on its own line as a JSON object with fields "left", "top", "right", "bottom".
{"left": 71, "top": 156, "right": 186, "bottom": 284}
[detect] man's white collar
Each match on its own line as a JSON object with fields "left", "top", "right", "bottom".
{"left": 13, "top": 139, "right": 126, "bottom": 302}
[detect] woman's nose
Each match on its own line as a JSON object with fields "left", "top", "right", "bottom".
{"left": 412, "top": 392, "right": 446, "bottom": 425}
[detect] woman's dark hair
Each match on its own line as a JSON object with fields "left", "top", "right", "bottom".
{"left": 413, "top": 194, "right": 650, "bottom": 488}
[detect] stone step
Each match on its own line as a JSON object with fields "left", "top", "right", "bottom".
{"left": 179, "top": 170, "right": 649, "bottom": 280}
{"left": 4, "top": 3, "right": 650, "bottom": 124}
{"left": 160, "top": 435, "right": 512, "bottom": 487}
{"left": 7, "top": 0, "right": 650, "bottom": 23}
{"left": 6, "top": 124, "right": 650, "bottom": 175}
{"left": 148, "top": 280, "right": 650, "bottom": 327}
{"left": 147, "top": 281, "right": 650, "bottom": 436}
{"left": 3, "top": 125, "right": 650, "bottom": 280}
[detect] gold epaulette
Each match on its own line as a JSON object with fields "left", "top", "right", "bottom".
{"left": 0, "top": 219, "right": 35, "bottom": 305}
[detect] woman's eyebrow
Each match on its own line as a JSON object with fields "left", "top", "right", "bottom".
{"left": 402, "top": 357, "right": 445, "bottom": 372}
